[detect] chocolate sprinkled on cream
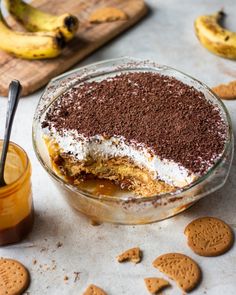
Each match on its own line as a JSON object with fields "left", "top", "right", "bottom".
{"left": 43, "top": 72, "right": 227, "bottom": 174}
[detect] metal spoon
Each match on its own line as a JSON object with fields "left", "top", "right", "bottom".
{"left": 0, "top": 80, "right": 22, "bottom": 187}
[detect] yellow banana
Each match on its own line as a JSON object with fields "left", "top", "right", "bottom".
{"left": 4, "top": 0, "right": 79, "bottom": 41}
{"left": 0, "top": 10, "right": 65, "bottom": 59}
{"left": 194, "top": 11, "right": 236, "bottom": 59}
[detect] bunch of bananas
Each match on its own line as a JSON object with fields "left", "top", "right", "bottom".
{"left": 0, "top": 0, "right": 79, "bottom": 59}
{"left": 194, "top": 11, "right": 236, "bottom": 60}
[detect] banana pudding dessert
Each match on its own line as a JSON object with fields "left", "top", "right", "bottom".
{"left": 41, "top": 72, "right": 227, "bottom": 197}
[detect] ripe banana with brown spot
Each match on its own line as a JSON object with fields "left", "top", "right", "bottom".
{"left": 4, "top": 0, "right": 79, "bottom": 41}
{"left": 194, "top": 11, "right": 236, "bottom": 59}
{"left": 0, "top": 10, "right": 65, "bottom": 59}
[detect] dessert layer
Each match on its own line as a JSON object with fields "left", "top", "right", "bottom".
{"left": 45, "top": 138, "right": 175, "bottom": 197}
{"left": 44, "top": 131, "right": 195, "bottom": 187}
{"left": 43, "top": 72, "right": 227, "bottom": 177}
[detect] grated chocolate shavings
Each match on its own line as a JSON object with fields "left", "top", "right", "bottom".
{"left": 43, "top": 72, "right": 227, "bottom": 175}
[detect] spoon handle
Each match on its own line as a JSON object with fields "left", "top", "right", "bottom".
{"left": 0, "top": 80, "right": 22, "bottom": 185}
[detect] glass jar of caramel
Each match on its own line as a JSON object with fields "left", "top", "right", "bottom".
{"left": 0, "top": 140, "right": 34, "bottom": 246}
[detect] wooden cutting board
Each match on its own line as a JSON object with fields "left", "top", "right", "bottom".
{"left": 0, "top": 0, "right": 147, "bottom": 97}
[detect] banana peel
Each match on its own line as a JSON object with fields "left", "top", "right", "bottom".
{"left": 194, "top": 11, "right": 236, "bottom": 59}
{"left": 0, "top": 10, "right": 65, "bottom": 59}
{"left": 4, "top": 0, "right": 79, "bottom": 41}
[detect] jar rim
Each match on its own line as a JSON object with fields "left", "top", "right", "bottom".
{"left": 0, "top": 140, "right": 30, "bottom": 197}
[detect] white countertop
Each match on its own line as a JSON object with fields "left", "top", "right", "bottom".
{"left": 0, "top": 0, "right": 236, "bottom": 294}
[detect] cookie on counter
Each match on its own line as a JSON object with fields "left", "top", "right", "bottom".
{"left": 184, "top": 216, "right": 234, "bottom": 256}
{"left": 0, "top": 258, "right": 30, "bottom": 295}
{"left": 153, "top": 253, "right": 201, "bottom": 292}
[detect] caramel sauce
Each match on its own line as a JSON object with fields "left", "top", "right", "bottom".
{"left": 0, "top": 209, "right": 34, "bottom": 246}
{"left": 78, "top": 178, "right": 125, "bottom": 196}
{"left": 0, "top": 141, "right": 33, "bottom": 246}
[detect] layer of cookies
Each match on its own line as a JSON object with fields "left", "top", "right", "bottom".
{"left": 45, "top": 138, "right": 174, "bottom": 197}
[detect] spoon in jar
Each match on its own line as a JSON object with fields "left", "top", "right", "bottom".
{"left": 0, "top": 80, "right": 22, "bottom": 187}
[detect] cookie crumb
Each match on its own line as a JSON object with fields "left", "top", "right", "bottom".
{"left": 56, "top": 242, "right": 63, "bottom": 248}
{"left": 64, "top": 275, "right": 69, "bottom": 281}
{"left": 144, "top": 277, "right": 170, "bottom": 294}
{"left": 40, "top": 246, "right": 47, "bottom": 252}
{"left": 83, "top": 284, "right": 107, "bottom": 295}
{"left": 117, "top": 247, "right": 142, "bottom": 263}
{"left": 74, "top": 271, "right": 81, "bottom": 283}
{"left": 32, "top": 259, "right": 37, "bottom": 265}
{"left": 51, "top": 260, "right": 57, "bottom": 270}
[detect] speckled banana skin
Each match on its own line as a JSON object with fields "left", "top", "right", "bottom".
{"left": 4, "top": 0, "right": 79, "bottom": 41}
{"left": 0, "top": 9, "right": 65, "bottom": 59}
{"left": 194, "top": 11, "right": 236, "bottom": 59}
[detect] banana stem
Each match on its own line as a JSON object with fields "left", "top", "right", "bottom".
{"left": 217, "top": 10, "right": 226, "bottom": 21}
{"left": 64, "top": 15, "right": 78, "bottom": 32}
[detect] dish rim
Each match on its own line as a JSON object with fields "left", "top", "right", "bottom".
{"left": 32, "top": 57, "right": 233, "bottom": 203}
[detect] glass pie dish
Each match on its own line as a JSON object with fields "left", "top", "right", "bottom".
{"left": 32, "top": 57, "right": 234, "bottom": 225}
